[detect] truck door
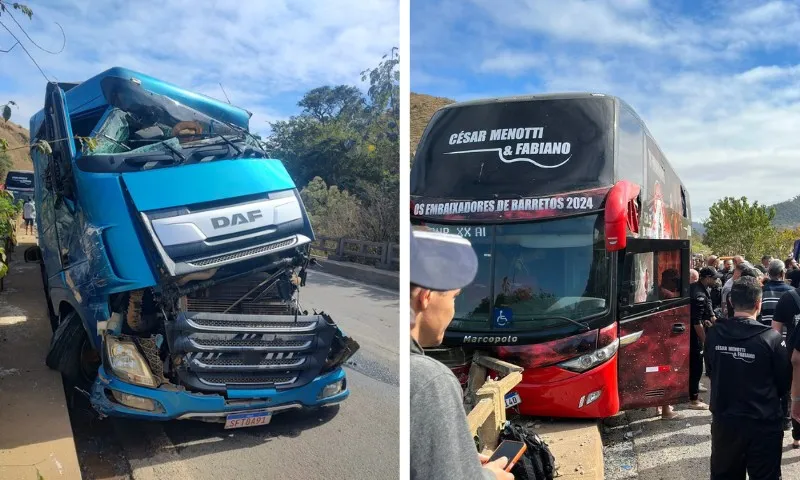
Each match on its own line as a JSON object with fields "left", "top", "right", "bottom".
{"left": 40, "top": 83, "right": 78, "bottom": 276}
{"left": 617, "top": 238, "right": 691, "bottom": 409}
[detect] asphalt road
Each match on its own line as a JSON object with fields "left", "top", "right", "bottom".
{"left": 603, "top": 378, "right": 800, "bottom": 479}
{"left": 70, "top": 270, "right": 399, "bottom": 480}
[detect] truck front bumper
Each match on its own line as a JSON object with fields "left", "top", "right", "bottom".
{"left": 89, "top": 365, "right": 349, "bottom": 421}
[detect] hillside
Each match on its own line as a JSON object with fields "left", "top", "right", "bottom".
{"left": 770, "top": 195, "right": 800, "bottom": 227}
{"left": 0, "top": 120, "right": 33, "bottom": 172}
{"left": 410, "top": 92, "right": 455, "bottom": 157}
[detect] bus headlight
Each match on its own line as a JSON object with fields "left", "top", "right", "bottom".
{"left": 105, "top": 337, "right": 157, "bottom": 387}
{"left": 558, "top": 339, "right": 619, "bottom": 373}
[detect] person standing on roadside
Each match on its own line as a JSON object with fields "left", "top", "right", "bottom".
{"left": 22, "top": 198, "right": 34, "bottom": 235}
{"left": 689, "top": 267, "right": 720, "bottom": 409}
{"left": 757, "top": 255, "right": 773, "bottom": 274}
{"left": 707, "top": 276, "right": 789, "bottom": 479}
{"left": 410, "top": 228, "right": 513, "bottom": 480}
{"left": 760, "top": 260, "right": 792, "bottom": 328}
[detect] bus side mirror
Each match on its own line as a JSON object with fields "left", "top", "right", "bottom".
{"left": 605, "top": 181, "right": 641, "bottom": 252}
{"left": 24, "top": 245, "right": 43, "bottom": 263}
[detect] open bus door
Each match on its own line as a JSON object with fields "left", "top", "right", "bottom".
{"left": 616, "top": 238, "right": 691, "bottom": 410}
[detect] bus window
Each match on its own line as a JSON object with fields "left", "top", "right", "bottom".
{"left": 617, "top": 107, "right": 644, "bottom": 188}
{"left": 657, "top": 250, "right": 682, "bottom": 300}
{"left": 417, "top": 222, "right": 493, "bottom": 331}
{"left": 626, "top": 252, "right": 655, "bottom": 304}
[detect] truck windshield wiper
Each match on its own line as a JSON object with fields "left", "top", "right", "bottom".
{"left": 213, "top": 134, "right": 242, "bottom": 155}
{"left": 160, "top": 140, "right": 186, "bottom": 164}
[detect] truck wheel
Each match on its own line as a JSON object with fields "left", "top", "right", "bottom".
{"left": 45, "top": 311, "right": 100, "bottom": 393}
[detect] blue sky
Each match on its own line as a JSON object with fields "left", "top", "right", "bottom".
{"left": 411, "top": 0, "right": 800, "bottom": 220}
{"left": 0, "top": 0, "right": 398, "bottom": 137}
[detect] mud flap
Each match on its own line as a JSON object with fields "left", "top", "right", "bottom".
{"left": 45, "top": 310, "right": 96, "bottom": 392}
{"left": 45, "top": 311, "right": 79, "bottom": 371}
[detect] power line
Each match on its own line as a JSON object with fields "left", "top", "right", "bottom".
{"left": 0, "top": 19, "right": 50, "bottom": 82}
{"left": 5, "top": 8, "right": 65, "bottom": 54}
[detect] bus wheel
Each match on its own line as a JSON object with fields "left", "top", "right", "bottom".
{"left": 45, "top": 311, "right": 100, "bottom": 395}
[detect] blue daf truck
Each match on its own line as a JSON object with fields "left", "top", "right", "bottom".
{"left": 24, "top": 67, "right": 358, "bottom": 427}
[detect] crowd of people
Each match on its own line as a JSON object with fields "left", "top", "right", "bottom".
{"left": 671, "top": 253, "right": 800, "bottom": 477}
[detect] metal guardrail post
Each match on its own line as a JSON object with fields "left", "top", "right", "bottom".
{"left": 465, "top": 351, "right": 524, "bottom": 453}
{"left": 379, "top": 241, "right": 390, "bottom": 269}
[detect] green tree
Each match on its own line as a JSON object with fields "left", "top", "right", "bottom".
{"left": 265, "top": 49, "right": 399, "bottom": 243}
{"left": 690, "top": 230, "right": 711, "bottom": 255}
{"left": 0, "top": 151, "right": 13, "bottom": 180}
{"left": 300, "top": 176, "right": 364, "bottom": 240}
{"left": 703, "top": 197, "right": 778, "bottom": 261}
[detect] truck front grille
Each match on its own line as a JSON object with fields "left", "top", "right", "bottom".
{"left": 187, "top": 238, "right": 297, "bottom": 268}
{"left": 167, "top": 311, "right": 337, "bottom": 393}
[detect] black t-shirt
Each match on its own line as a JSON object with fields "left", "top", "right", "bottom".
{"left": 773, "top": 288, "right": 800, "bottom": 350}
{"left": 788, "top": 269, "right": 800, "bottom": 288}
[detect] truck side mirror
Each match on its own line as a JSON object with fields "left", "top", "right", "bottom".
{"left": 24, "top": 245, "right": 43, "bottom": 263}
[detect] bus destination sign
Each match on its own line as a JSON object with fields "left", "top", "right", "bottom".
{"left": 412, "top": 187, "right": 609, "bottom": 222}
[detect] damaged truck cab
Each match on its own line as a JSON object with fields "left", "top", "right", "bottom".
{"left": 26, "top": 67, "right": 358, "bottom": 425}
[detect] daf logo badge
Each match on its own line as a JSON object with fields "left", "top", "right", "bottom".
{"left": 211, "top": 210, "right": 264, "bottom": 229}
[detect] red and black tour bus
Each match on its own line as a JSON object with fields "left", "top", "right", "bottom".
{"left": 410, "top": 93, "right": 693, "bottom": 418}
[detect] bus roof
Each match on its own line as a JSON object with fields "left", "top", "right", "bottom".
{"left": 437, "top": 92, "right": 617, "bottom": 110}
{"left": 433, "top": 92, "right": 685, "bottom": 201}
{"left": 29, "top": 67, "right": 252, "bottom": 138}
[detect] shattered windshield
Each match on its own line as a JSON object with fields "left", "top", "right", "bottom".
{"left": 88, "top": 76, "right": 263, "bottom": 158}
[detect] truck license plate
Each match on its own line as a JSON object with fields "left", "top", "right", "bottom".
{"left": 224, "top": 411, "right": 272, "bottom": 429}
{"left": 505, "top": 392, "right": 522, "bottom": 409}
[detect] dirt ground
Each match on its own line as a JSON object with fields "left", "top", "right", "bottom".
{"left": 0, "top": 233, "right": 83, "bottom": 480}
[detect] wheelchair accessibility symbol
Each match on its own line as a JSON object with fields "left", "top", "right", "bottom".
{"left": 493, "top": 308, "right": 513, "bottom": 328}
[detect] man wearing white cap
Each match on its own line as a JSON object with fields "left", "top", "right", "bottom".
{"left": 410, "top": 228, "right": 513, "bottom": 480}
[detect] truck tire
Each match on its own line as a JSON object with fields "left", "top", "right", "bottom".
{"left": 45, "top": 310, "right": 99, "bottom": 393}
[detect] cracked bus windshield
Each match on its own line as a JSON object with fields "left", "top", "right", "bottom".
{"left": 87, "top": 76, "right": 262, "bottom": 162}
{"left": 421, "top": 214, "right": 609, "bottom": 332}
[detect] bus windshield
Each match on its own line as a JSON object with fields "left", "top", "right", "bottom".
{"left": 421, "top": 214, "right": 610, "bottom": 332}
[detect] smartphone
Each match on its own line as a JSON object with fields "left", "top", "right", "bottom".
{"left": 487, "top": 440, "right": 527, "bottom": 472}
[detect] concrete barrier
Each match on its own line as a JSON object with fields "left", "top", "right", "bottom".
{"left": 310, "top": 257, "right": 398, "bottom": 291}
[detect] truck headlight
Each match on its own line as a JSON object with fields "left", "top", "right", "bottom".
{"left": 557, "top": 339, "right": 619, "bottom": 373}
{"left": 105, "top": 337, "right": 157, "bottom": 387}
{"left": 318, "top": 379, "right": 345, "bottom": 399}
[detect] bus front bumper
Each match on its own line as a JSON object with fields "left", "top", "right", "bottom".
{"left": 89, "top": 365, "right": 349, "bottom": 421}
{"left": 511, "top": 355, "right": 620, "bottom": 419}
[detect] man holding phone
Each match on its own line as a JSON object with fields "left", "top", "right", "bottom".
{"left": 410, "top": 228, "right": 514, "bottom": 480}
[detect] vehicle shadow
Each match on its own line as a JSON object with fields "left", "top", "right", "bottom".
{"left": 68, "top": 392, "right": 342, "bottom": 477}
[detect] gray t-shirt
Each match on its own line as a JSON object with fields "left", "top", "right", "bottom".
{"left": 410, "top": 337, "right": 494, "bottom": 480}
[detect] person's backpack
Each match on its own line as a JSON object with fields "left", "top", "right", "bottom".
{"left": 498, "top": 421, "right": 556, "bottom": 480}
